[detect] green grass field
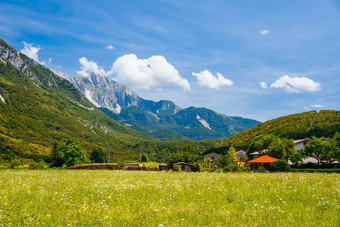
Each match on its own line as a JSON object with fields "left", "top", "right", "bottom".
{"left": 0, "top": 170, "right": 339, "bottom": 226}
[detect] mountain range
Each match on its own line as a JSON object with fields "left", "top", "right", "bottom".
{"left": 51, "top": 70, "right": 260, "bottom": 140}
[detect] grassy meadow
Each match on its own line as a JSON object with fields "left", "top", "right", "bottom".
{"left": 0, "top": 170, "right": 339, "bottom": 226}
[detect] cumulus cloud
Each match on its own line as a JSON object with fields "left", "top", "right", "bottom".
{"left": 270, "top": 75, "right": 321, "bottom": 93}
{"left": 76, "top": 57, "right": 107, "bottom": 77}
{"left": 259, "top": 30, "right": 270, "bottom": 35}
{"left": 110, "top": 54, "right": 190, "bottom": 90}
{"left": 260, "top": 81, "right": 268, "bottom": 89}
{"left": 106, "top": 45, "right": 115, "bottom": 50}
{"left": 20, "top": 41, "right": 51, "bottom": 65}
{"left": 192, "top": 70, "right": 233, "bottom": 89}
{"left": 304, "top": 104, "right": 323, "bottom": 110}
{"left": 311, "top": 104, "right": 323, "bottom": 108}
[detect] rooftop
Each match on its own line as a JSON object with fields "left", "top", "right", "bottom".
{"left": 294, "top": 138, "right": 309, "bottom": 144}
{"left": 247, "top": 155, "right": 278, "bottom": 163}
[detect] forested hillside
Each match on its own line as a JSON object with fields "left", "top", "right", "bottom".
{"left": 222, "top": 110, "right": 340, "bottom": 148}
{"left": 0, "top": 39, "right": 153, "bottom": 164}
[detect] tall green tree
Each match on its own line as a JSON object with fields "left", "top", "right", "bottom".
{"left": 217, "top": 146, "right": 236, "bottom": 168}
{"left": 303, "top": 136, "right": 326, "bottom": 165}
{"left": 50, "top": 142, "right": 63, "bottom": 167}
{"left": 141, "top": 153, "right": 149, "bottom": 162}
{"left": 90, "top": 147, "right": 106, "bottom": 163}
{"left": 330, "top": 132, "right": 340, "bottom": 162}
{"left": 52, "top": 138, "right": 86, "bottom": 167}
{"left": 304, "top": 134, "right": 340, "bottom": 165}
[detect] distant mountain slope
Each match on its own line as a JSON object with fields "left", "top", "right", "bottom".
{"left": 56, "top": 72, "right": 260, "bottom": 140}
{"left": 222, "top": 110, "right": 340, "bottom": 147}
{"left": 0, "top": 38, "right": 153, "bottom": 162}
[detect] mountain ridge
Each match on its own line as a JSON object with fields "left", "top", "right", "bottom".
{"left": 53, "top": 69, "right": 260, "bottom": 140}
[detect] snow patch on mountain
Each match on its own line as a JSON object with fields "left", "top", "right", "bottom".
{"left": 196, "top": 115, "right": 211, "bottom": 129}
{"left": 0, "top": 92, "right": 6, "bottom": 104}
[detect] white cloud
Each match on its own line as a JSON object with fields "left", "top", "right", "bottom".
{"left": 192, "top": 70, "right": 233, "bottom": 89}
{"left": 270, "top": 75, "right": 321, "bottom": 93}
{"left": 260, "top": 81, "right": 268, "bottom": 89}
{"left": 311, "top": 104, "right": 323, "bottom": 108}
{"left": 20, "top": 41, "right": 50, "bottom": 65}
{"left": 259, "top": 30, "right": 270, "bottom": 35}
{"left": 106, "top": 45, "right": 115, "bottom": 50}
{"left": 76, "top": 57, "right": 107, "bottom": 77}
{"left": 110, "top": 54, "right": 190, "bottom": 91}
{"left": 304, "top": 104, "right": 323, "bottom": 110}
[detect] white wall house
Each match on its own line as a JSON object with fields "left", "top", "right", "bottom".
{"left": 294, "top": 138, "right": 309, "bottom": 150}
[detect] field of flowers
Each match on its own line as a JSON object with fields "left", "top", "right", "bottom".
{"left": 0, "top": 170, "right": 339, "bottom": 226}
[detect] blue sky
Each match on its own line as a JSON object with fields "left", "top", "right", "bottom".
{"left": 1, "top": 0, "right": 340, "bottom": 121}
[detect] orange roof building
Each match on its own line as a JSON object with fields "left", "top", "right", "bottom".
{"left": 247, "top": 155, "right": 278, "bottom": 163}
{"left": 247, "top": 155, "right": 279, "bottom": 170}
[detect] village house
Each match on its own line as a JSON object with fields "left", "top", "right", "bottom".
{"left": 204, "top": 152, "right": 221, "bottom": 162}
{"left": 173, "top": 162, "right": 196, "bottom": 171}
{"left": 294, "top": 138, "right": 309, "bottom": 150}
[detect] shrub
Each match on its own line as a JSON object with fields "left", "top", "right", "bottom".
{"left": 173, "top": 165, "right": 180, "bottom": 171}
{"left": 290, "top": 168, "right": 340, "bottom": 173}
{"left": 29, "top": 161, "right": 44, "bottom": 170}
{"left": 10, "top": 159, "right": 22, "bottom": 168}
{"left": 270, "top": 160, "right": 291, "bottom": 172}
{"left": 223, "top": 163, "right": 234, "bottom": 172}
{"left": 191, "top": 164, "right": 201, "bottom": 172}
{"left": 256, "top": 166, "right": 268, "bottom": 173}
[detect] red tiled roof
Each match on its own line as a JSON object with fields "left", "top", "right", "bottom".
{"left": 247, "top": 155, "right": 278, "bottom": 163}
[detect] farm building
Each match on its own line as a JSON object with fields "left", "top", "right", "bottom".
{"left": 294, "top": 138, "right": 309, "bottom": 150}
{"left": 204, "top": 152, "right": 221, "bottom": 162}
{"left": 247, "top": 155, "right": 278, "bottom": 170}
{"left": 173, "top": 162, "right": 196, "bottom": 171}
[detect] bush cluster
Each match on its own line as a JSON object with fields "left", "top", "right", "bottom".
{"left": 270, "top": 160, "right": 291, "bottom": 172}
{"left": 67, "top": 164, "right": 124, "bottom": 170}
{"left": 290, "top": 168, "right": 340, "bottom": 173}
{"left": 124, "top": 166, "right": 159, "bottom": 171}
